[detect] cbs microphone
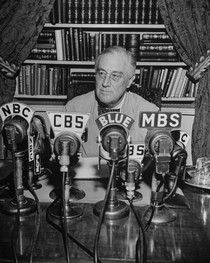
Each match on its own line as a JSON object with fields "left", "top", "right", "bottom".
{"left": 54, "top": 132, "right": 80, "bottom": 172}
{"left": 48, "top": 131, "right": 84, "bottom": 219}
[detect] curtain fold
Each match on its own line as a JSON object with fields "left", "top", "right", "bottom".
{"left": 158, "top": 0, "right": 210, "bottom": 164}
{"left": 0, "top": 0, "right": 55, "bottom": 107}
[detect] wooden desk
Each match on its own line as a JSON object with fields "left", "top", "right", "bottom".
{"left": 0, "top": 183, "right": 210, "bottom": 263}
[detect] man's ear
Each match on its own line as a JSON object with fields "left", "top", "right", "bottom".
{"left": 127, "top": 75, "right": 136, "bottom": 89}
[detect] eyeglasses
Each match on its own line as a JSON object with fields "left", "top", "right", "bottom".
{"left": 96, "top": 70, "right": 123, "bottom": 82}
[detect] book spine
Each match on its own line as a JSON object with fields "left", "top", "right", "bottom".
{"left": 128, "top": 0, "right": 132, "bottom": 24}
{"left": 148, "top": 0, "right": 153, "bottom": 24}
{"left": 114, "top": 0, "right": 119, "bottom": 24}
{"left": 78, "top": 28, "right": 84, "bottom": 60}
{"left": 55, "top": 29, "right": 64, "bottom": 60}
{"left": 81, "top": 0, "right": 85, "bottom": 23}
{"left": 121, "top": 0, "right": 125, "bottom": 24}
{"left": 139, "top": 45, "right": 174, "bottom": 51}
{"left": 74, "top": 0, "right": 79, "bottom": 24}
{"left": 134, "top": 0, "right": 139, "bottom": 24}
{"left": 141, "top": 0, "right": 146, "bottom": 24}
{"left": 94, "top": 0, "right": 99, "bottom": 24}
{"left": 69, "top": 27, "right": 75, "bottom": 61}
{"left": 87, "top": 0, "right": 92, "bottom": 24}
{"left": 139, "top": 51, "right": 178, "bottom": 58}
{"left": 73, "top": 28, "right": 80, "bottom": 61}
{"left": 107, "top": 0, "right": 112, "bottom": 24}
{"left": 57, "top": 0, "right": 62, "bottom": 23}
{"left": 66, "top": 0, "right": 71, "bottom": 23}
{"left": 65, "top": 29, "right": 70, "bottom": 60}
{"left": 141, "top": 33, "right": 171, "bottom": 42}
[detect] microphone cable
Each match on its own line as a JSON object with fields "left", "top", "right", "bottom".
{"left": 27, "top": 179, "right": 41, "bottom": 263}
{"left": 129, "top": 199, "right": 147, "bottom": 263}
{"left": 11, "top": 149, "right": 21, "bottom": 263}
{"left": 11, "top": 176, "right": 20, "bottom": 263}
{"left": 142, "top": 155, "right": 184, "bottom": 232}
{"left": 142, "top": 204, "right": 155, "bottom": 232}
{"left": 94, "top": 161, "right": 116, "bottom": 263}
{"left": 46, "top": 197, "right": 102, "bottom": 263}
{"left": 61, "top": 171, "right": 71, "bottom": 263}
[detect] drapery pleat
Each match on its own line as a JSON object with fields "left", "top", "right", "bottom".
{"left": 158, "top": 0, "right": 210, "bottom": 164}
{"left": 0, "top": 0, "right": 55, "bottom": 107}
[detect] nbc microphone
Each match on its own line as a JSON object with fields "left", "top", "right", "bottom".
{"left": 2, "top": 115, "right": 28, "bottom": 152}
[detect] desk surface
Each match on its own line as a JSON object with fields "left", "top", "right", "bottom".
{"left": 0, "top": 180, "right": 210, "bottom": 263}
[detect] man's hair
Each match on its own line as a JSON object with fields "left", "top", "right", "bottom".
{"left": 95, "top": 46, "right": 136, "bottom": 77}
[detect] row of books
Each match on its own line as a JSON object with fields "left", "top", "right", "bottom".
{"left": 135, "top": 67, "right": 198, "bottom": 98}
{"left": 139, "top": 33, "right": 179, "bottom": 61}
{"left": 49, "top": 0, "right": 163, "bottom": 25}
{"left": 15, "top": 65, "right": 197, "bottom": 99}
{"left": 29, "top": 29, "right": 179, "bottom": 62}
{"left": 15, "top": 65, "right": 70, "bottom": 96}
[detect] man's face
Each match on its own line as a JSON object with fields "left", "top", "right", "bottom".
{"left": 95, "top": 53, "right": 133, "bottom": 107}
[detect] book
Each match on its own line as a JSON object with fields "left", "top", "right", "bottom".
{"left": 141, "top": 33, "right": 171, "bottom": 42}
{"left": 55, "top": 29, "right": 64, "bottom": 60}
{"left": 165, "top": 69, "right": 178, "bottom": 97}
{"left": 162, "top": 69, "right": 174, "bottom": 97}
{"left": 49, "top": 0, "right": 162, "bottom": 25}
{"left": 169, "top": 67, "right": 183, "bottom": 97}
{"left": 139, "top": 44, "right": 174, "bottom": 51}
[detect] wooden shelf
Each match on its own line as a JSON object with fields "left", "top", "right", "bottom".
{"left": 24, "top": 60, "right": 186, "bottom": 67}
{"left": 45, "top": 23, "right": 166, "bottom": 30}
{"left": 162, "top": 97, "right": 195, "bottom": 102}
{"left": 14, "top": 94, "right": 67, "bottom": 100}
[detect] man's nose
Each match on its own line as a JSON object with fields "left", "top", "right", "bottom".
{"left": 102, "top": 74, "right": 111, "bottom": 87}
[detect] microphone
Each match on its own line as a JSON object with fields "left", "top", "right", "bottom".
{"left": 94, "top": 124, "right": 130, "bottom": 220}
{"left": 31, "top": 115, "right": 52, "bottom": 164}
{"left": 49, "top": 131, "right": 84, "bottom": 220}
{"left": 146, "top": 129, "right": 174, "bottom": 175}
{"left": 125, "top": 159, "right": 142, "bottom": 200}
{"left": 165, "top": 142, "right": 188, "bottom": 199}
{"left": 54, "top": 132, "right": 80, "bottom": 171}
{"left": 29, "top": 115, "right": 52, "bottom": 187}
{"left": 0, "top": 115, "right": 36, "bottom": 215}
{"left": 100, "top": 125, "right": 128, "bottom": 161}
{"left": 144, "top": 129, "right": 181, "bottom": 224}
{"left": 2, "top": 116, "right": 28, "bottom": 152}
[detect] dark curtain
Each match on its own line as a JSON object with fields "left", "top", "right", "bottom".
{"left": 158, "top": 0, "right": 210, "bottom": 165}
{"left": 0, "top": 0, "right": 55, "bottom": 107}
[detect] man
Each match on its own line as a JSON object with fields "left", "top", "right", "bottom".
{"left": 65, "top": 46, "right": 159, "bottom": 157}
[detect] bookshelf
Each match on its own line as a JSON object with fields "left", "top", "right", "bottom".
{"left": 14, "top": 0, "right": 195, "bottom": 109}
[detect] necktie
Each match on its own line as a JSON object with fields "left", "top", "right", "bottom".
{"left": 98, "top": 107, "right": 120, "bottom": 116}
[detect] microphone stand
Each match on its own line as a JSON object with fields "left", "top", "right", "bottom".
{"left": 116, "top": 159, "right": 143, "bottom": 202}
{"left": 94, "top": 161, "right": 129, "bottom": 220}
{"left": 0, "top": 127, "right": 36, "bottom": 215}
{"left": 94, "top": 133, "right": 130, "bottom": 220}
{"left": 144, "top": 136, "right": 177, "bottom": 224}
{"left": 49, "top": 140, "right": 83, "bottom": 219}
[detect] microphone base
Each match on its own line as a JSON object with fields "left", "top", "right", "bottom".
{"left": 49, "top": 187, "right": 86, "bottom": 202}
{"left": 93, "top": 200, "right": 129, "bottom": 220}
{"left": 144, "top": 204, "right": 177, "bottom": 224}
{"left": 48, "top": 201, "right": 83, "bottom": 220}
{"left": 0, "top": 196, "right": 36, "bottom": 215}
{"left": 116, "top": 189, "right": 142, "bottom": 202}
